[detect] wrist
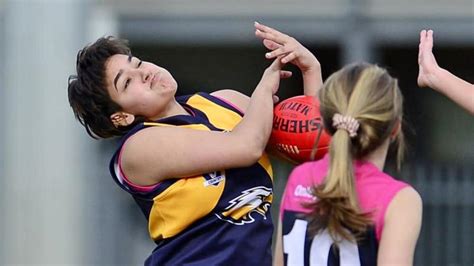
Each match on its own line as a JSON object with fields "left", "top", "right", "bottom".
{"left": 301, "top": 61, "right": 321, "bottom": 75}
{"left": 429, "top": 68, "right": 449, "bottom": 92}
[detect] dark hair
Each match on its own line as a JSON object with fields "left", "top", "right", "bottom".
{"left": 68, "top": 36, "right": 136, "bottom": 139}
{"left": 306, "top": 63, "right": 405, "bottom": 242}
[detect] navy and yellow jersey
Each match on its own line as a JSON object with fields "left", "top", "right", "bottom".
{"left": 109, "top": 92, "right": 274, "bottom": 266}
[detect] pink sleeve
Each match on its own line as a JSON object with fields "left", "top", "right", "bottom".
{"left": 279, "top": 163, "right": 319, "bottom": 220}
{"left": 212, "top": 95, "right": 245, "bottom": 114}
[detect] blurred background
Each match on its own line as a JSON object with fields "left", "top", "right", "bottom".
{"left": 0, "top": 0, "right": 473, "bottom": 265}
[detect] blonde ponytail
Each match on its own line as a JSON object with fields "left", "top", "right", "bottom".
{"left": 306, "top": 124, "right": 371, "bottom": 242}
{"left": 306, "top": 63, "right": 404, "bottom": 242}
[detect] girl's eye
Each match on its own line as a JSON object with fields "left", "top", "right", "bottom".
{"left": 124, "top": 79, "right": 131, "bottom": 89}
{"left": 137, "top": 60, "right": 142, "bottom": 68}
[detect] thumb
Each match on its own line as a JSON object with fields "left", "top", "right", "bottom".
{"left": 273, "top": 95, "right": 280, "bottom": 104}
{"left": 268, "top": 56, "right": 284, "bottom": 71}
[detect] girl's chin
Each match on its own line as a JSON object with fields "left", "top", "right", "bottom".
{"left": 160, "top": 82, "right": 177, "bottom": 92}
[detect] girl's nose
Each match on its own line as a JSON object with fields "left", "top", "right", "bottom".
{"left": 141, "top": 70, "right": 152, "bottom": 83}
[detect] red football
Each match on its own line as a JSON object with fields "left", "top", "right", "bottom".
{"left": 269, "top": 95, "right": 331, "bottom": 164}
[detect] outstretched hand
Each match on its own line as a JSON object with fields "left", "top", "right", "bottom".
{"left": 254, "top": 22, "right": 322, "bottom": 96}
{"left": 255, "top": 22, "right": 320, "bottom": 73}
{"left": 259, "top": 56, "right": 292, "bottom": 103}
{"left": 418, "top": 29, "right": 441, "bottom": 89}
{"left": 417, "top": 29, "right": 474, "bottom": 115}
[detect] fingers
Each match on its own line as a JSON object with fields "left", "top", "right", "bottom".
{"left": 419, "top": 29, "right": 426, "bottom": 54}
{"left": 420, "top": 29, "right": 426, "bottom": 45}
{"left": 280, "top": 70, "right": 293, "bottom": 79}
{"left": 418, "top": 30, "right": 426, "bottom": 63}
{"left": 265, "top": 46, "right": 288, "bottom": 59}
{"left": 273, "top": 95, "right": 280, "bottom": 104}
{"left": 264, "top": 45, "right": 300, "bottom": 64}
{"left": 254, "top": 21, "right": 275, "bottom": 33}
{"left": 281, "top": 53, "right": 297, "bottom": 64}
{"left": 417, "top": 28, "right": 439, "bottom": 87}
{"left": 420, "top": 29, "right": 434, "bottom": 49}
{"left": 255, "top": 21, "right": 289, "bottom": 45}
{"left": 266, "top": 58, "right": 291, "bottom": 77}
{"left": 255, "top": 22, "right": 307, "bottom": 67}
{"left": 255, "top": 22, "right": 285, "bottom": 37}
{"left": 266, "top": 50, "right": 298, "bottom": 65}
{"left": 255, "top": 21, "right": 297, "bottom": 56}
{"left": 267, "top": 55, "right": 284, "bottom": 70}
{"left": 255, "top": 29, "right": 288, "bottom": 45}
{"left": 263, "top": 39, "right": 281, "bottom": 51}
{"left": 426, "top": 29, "right": 434, "bottom": 51}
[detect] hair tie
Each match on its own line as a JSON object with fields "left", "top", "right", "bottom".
{"left": 332, "top": 113, "right": 360, "bottom": 138}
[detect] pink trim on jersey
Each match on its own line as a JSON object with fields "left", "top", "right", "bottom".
{"left": 117, "top": 139, "right": 159, "bottom": 193}
{"left": 213, "top": 95, "right": 244, "bottom": 114}
{"left": 280, "top": 154, "right": 408, "bottom": 242}
{"left": 183, "top": 105, "right": 196, "bottom": 117}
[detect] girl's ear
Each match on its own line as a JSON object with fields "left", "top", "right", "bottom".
{"left": 390, "top": 119, "right": 401, "bottom": 142}
{"left": 110, "top": 112, "right": 135, "bottom": 128}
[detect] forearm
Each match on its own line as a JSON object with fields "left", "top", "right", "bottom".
{"left": 302, "top": 67, "right": 323, "bottom": 97}
{"left": 233, "top": 78, "right": 275, "bottom": 154}
{"left": 273, "top": 220, "right": 284, "bottom": 266}
{"left": 433, "top": 68, "right": 474, "bottom": 115}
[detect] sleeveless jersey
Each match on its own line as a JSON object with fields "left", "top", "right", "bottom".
{"left": 109, "top": 92, "right": 274, "bottom": 266}
{"left": 280, "top": 155, "right": 408, "bottom": 266}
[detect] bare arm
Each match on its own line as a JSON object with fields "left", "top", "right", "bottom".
{"left": 418, "top": 29, "right": 474, "bottom": 115}
{"left": 377, "top": 187, "right": 423, "bottom": 265}
{"left": 211, "top": 71, "right": 292, "bottom": 111}
{"left": 273, "top": 219, "right": 284, "bottom": 266}
{"left": 211, "top": 89, "right": 251, "bottom": 112}
{"left": 255, "top": 22, "right": 322, "bottom": 97}
{"left": 120, "top": 59, "right": 286, "bottom": 186}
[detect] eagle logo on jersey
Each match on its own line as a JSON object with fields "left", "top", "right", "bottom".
{"left": 216, "top": 186, "right": 273, "bottom": 225}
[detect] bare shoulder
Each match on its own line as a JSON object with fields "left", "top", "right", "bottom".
{"left": 211, "top": 89, "right": 250, "bottom": 112}
{"left": 384, "top": 186, "right": 423, "bottom": 228}
{"left": 119, "top": 126, "right": 173, "bottom": 185}
{"left": 122, "top": 126, "right": 167, "bottom": 155}
{"left": 377, "top": 186, "right": 423, "bottom": 264}
{"left": 388, "top": 186, "right": 423, "bottom": 214}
